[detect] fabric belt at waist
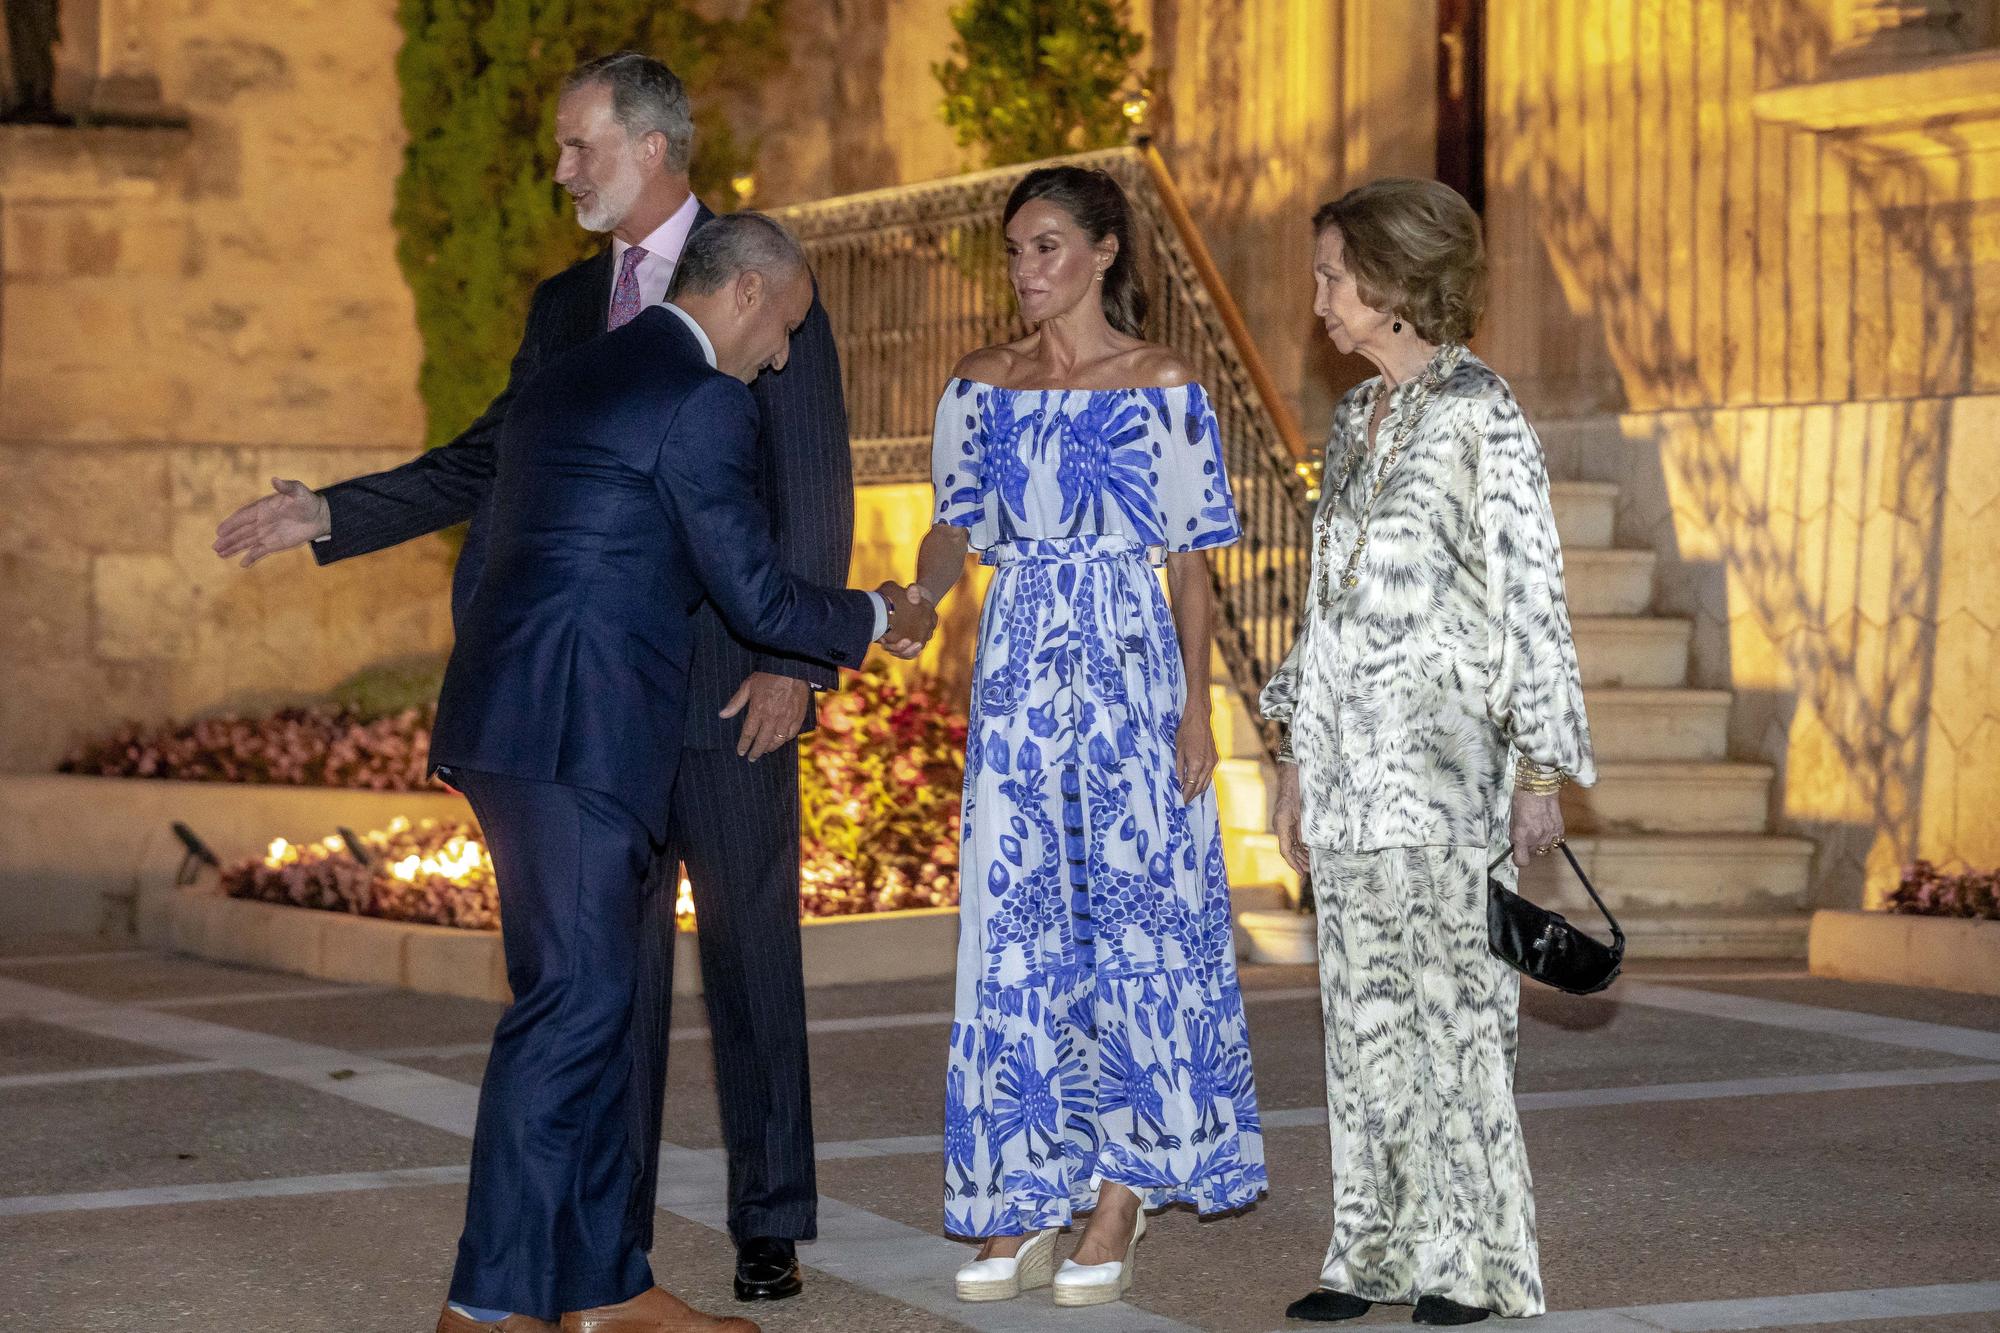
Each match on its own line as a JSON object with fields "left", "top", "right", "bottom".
{"left": 982, "top": 536, "right": 1159, "bottom": 568}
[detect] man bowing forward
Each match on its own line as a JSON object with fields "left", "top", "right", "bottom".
{"left": 213, "top": 53, "right": 871, "bottom": 1321}
{"left": 429, "top": 214, "right": 921, "bottom": 1332}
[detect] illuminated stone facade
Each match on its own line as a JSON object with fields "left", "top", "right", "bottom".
{"left": 5, "top": 0, "right": 1994, "bottom": 915}
{"left": 0, "top": 0, "right": 448, "bottom": 771}
{"left": 1482, "top": 0, "right": 2000, "bottom": 904}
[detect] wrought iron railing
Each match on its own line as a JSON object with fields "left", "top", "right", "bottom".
{"left": 772, "top": 146, "right": 1315, "bottom": 757}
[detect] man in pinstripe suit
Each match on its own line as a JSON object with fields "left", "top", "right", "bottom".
{"left": 212, "top": 52, "right": 843, "bottom": 1312}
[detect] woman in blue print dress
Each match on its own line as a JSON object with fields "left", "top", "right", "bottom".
{"left": 897, "top": 167, "right": 1266, "bottom": 1309}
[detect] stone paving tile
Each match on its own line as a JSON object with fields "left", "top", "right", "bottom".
{"left": 0, "top": 1069, "right": 468, "bottom": 1197}
{"left": 0, "top": 1180, "right": 973, "bottom": 1333}
{"left": 1515, "top": 989, "right": 1984, "bottom": 1088}
{"left": 1528, "top": 1081, "right": 2000, "bottom": 1310}
{"left": 813, "top": 1130, "right": 1342, "bottom": 1332}
{"left": 1226, "top": 986, "right": 1982, "bottom": 1118}
{"left": 653, "top": 1210, "right": 974, "bottom": 1333}
{"left": 8, "top": 952, "right": 367, "bottom": 1004}
{"left": 1757, "top": 1318, "right": 2000, "bottom": 1332}
{"left": 194, "top": 988, "right": 505, "bottom": 1051}
{"left": 804, "top": 974, "right": 956, "bottom": 1020}
{"left": 804, "top": 1025, "right": 953, "bottom": 1143}
{"left": 0, "top": 1182, "right": 466, "bottom": 1332}
{"left": 1656, "top": 975, "right": 2000, "bottom": 1033}
{"left": 0, "top": 1016, "right": 187, "bottom": 1076}
{"left": 0, "top": 933, "right": 141, "bottom": 961}
{"left": 817, "top": 1080, "right": 2000, "bottom": 1330}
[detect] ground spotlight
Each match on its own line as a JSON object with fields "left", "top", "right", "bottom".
{"left": 170, "top": 821, "right": 220, "bottom": 887}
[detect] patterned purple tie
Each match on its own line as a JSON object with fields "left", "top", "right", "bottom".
{"left": 609, "top": 245, "right": 649, "bottom": 329}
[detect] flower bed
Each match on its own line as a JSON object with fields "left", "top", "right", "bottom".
{"left": 226, "top": 817, "right": 498, "bottom": 930}
{"left": 1884, "top": 861, "right": 2000, "bottom": 921}
{"left": 74, "top": 663, "right": 968, "bottom": 931}
{"left": 61, "top": 704, "right": 439, "bottom": 791}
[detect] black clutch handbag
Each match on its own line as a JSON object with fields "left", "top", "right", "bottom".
{"left": 1487, "top": 845, "right": 1625, "bottom": 995}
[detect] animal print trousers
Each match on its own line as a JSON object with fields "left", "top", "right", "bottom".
{"left": 1307, "top": 845, "right": 1544, "bottom": 1317}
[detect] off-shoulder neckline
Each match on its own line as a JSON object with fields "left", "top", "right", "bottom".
{"left": 947, "top": 376, "right": 1203, "bottom": 394}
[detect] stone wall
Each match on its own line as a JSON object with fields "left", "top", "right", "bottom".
{"left": 1484, "top": 0, "right": 2000, "bottom": 901}
{"left": 0, "top": 2, "right": 450, "bottom": 772}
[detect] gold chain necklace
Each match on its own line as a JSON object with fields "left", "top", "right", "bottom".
{"left": 1314, "top": 344, "right": 1464, "bottom": 607}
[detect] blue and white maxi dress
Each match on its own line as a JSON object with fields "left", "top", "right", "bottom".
{"left": 933, "top": 377, "right": 1267, "bottom": 1237}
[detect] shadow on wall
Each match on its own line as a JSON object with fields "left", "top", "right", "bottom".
{"left": 1487, "top": 0, "right": 1987, "bottom": 905}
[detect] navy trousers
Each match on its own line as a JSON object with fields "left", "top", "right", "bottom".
{"left": 449, "top": 767, "right": 659, "bottom": 1320}
{"left": 629, "top": 743, "right": 817, "bottom": 1247}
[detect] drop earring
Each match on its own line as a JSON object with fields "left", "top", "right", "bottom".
{"left": 1392, "top": 320, "right": 1403, "bottom": 333}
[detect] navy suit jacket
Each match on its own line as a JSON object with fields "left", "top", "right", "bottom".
{"left": 429, "top": 310, "right": 875, "bottom": 839}
{"left": 314, "top": 202, "right": 856, "bottom": 749}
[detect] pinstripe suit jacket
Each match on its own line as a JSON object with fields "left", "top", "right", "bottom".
{"left": 313, "top": 202, "right": 855, "bottom": 749}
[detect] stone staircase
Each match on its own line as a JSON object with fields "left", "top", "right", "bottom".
{"left": 1211, "top": 473, "right": 1816, "bottom": 958}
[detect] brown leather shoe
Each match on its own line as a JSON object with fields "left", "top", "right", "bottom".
{"left": 559, "top": 1286, "right": 759, "bottom": 1333}
{"left": 436, "top": 1304, "right": 559, "bottom": 1332}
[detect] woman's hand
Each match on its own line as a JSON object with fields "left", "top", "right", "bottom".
{"left": 1272, "top": 762, "right": 1309, "bottom": 877}
{"left": 1509, "top": 788, "right": 1566, "bottom": 867}
{"left": 1175, "top": 704, "right": 1218, "bottom": 803}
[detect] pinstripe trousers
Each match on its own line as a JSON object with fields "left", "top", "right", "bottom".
{"left": 627, "top": 742, "right": 816, "bottom": 1249}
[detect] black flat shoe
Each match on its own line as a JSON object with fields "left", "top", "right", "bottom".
{"left": 1413, "top": 1294, "right": 1490, "bottom": 1324}
{"left": 734, "top": 1236, "right": 803, "bottom": 1302}
{"left": 1287, "top": 1288, "right": 1373, "bottom": 1321}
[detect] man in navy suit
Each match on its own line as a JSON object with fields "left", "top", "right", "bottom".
{"left": 423, "top": 214, "right": 925, "bottom": 1333}
{"left": 213, "top": 54, "right": 873, "bottom": 1308}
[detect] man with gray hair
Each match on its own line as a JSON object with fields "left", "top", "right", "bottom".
{"left": 213, "top": 49, "right": 864, "bottom": 1327}
{"left": 420, "top": 208, "right": 923, "bottom": 1333}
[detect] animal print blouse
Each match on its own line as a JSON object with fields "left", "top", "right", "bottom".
{"left": 1261, "top": 350, "right": 1595, "bottom": 853}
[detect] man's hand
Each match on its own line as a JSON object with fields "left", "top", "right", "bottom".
{"left": 1272, "top": 762, "right": 1309, "bottom": 878}
{"left": 213, "top": 478, "right": 332, "bottom": 567}
{"left": 877, "top": 581, "right": 936, "bottom": 659}
{"left": 1509, "top": 788, "right": 1567, "bottom": 867}
{"left": 719, "top": 672, "right": 813, "bottom": 762}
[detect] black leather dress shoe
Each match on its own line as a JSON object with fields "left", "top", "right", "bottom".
{"left": 1286, "top": 1288, "right": 1372, "bottom": 1321}
{"left": 733, "top": 1236, "right": 803, "bottom": 1302}
{"left": 1412, "top": 1294, "right": 1490, "bottom": 1324}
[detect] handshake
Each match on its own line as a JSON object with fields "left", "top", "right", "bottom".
{"left": 874, "top": 581, "right": 938, "bottom": 660}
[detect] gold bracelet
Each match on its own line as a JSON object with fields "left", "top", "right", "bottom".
{"left": 1514, "top": 758, "right": 1567, "bottom": 794}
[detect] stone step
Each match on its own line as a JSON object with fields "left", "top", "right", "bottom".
{"left": 1213, "top": 757, "right": 1272, "bottom": 833}
{"left": 1574, "top": 616, "right": 1692, "bottom": 688}
{"left": 1599, "top": 912, "right": 1811, "bottom": 960}
{"left": 1212, "top": 682, "right": 1730, "bottom": 762}
{"left": 1584, "top": 688, "right": 1733, "bottom": 761}
{"left": 1209, "top": 681, "right": 1270, "bottom": 760}
{"left": 1534, "top": 417, "right": 1627, "bottom": 481}
{"left": 1229, "top": 882, "right": 1290, "bottom": 914}
{"left": 1550, "top": 481, "right": 1618, "bottom": 549}
{"left": 1563, "top": 548, "right": 1656, "bottom": 616}
{"left": 1513, "top": 833, "right": 1813, "bottom": 917}
{"left": 1225, "top": 606, "right": 1691, "bottom": 694}
{"left": 1224, "top": 830, "right": 1300, "bottom": 894}
{"left": 1216, "top": 536, "right": 1656, "bottom": 612}
{"left": 1213, "top": 754, "right": 1773, "bottom": 841}
{"left": 1563, "top": 761, "right": 1775, "bottom": 834}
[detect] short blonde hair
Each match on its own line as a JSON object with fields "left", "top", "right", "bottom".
{"left": 1313, "top": 178, "right": 1487, "bottom": 345}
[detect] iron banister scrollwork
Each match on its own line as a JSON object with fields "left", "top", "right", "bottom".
{"left": 772, "top": 147, "right": 1315, "bottom": 761}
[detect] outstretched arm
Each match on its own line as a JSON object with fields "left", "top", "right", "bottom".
{"left": 212, "top": 279, "right": 556, "bottom": 566}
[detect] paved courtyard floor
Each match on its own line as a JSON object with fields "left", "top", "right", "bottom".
{"left": 1, "top": 938, "right": 1996, "bottom": 1332}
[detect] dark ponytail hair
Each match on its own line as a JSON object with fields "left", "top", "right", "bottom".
{"left": 1002, "top": 166, "right": 1149, "bottom": 337}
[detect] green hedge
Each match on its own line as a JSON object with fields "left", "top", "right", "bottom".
{"left": 393, "top": 0, "right": 783, "bottom": 447}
